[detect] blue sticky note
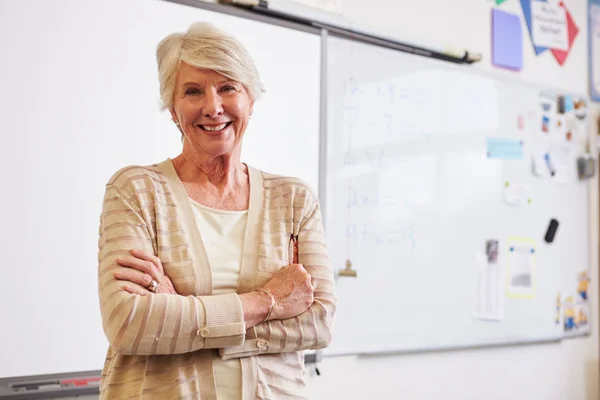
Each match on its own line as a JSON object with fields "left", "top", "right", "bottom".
{"left": 492, "top": 8, "right": 523, "bottom": 70}
{"left": 486, "top": 138, "right": 524, "bottom": 160}
{"left": 520, "top": 0, "right": 549, "bottom": 55}
{"left": 564, "top": 96, "right": 574, "bottom": 112}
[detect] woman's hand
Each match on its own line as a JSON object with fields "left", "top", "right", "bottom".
{"left": 263, "top": 263, "right": 314, "bottom": 321}
{"left": 114, "top": 249, "right": 177, "bottom": 295}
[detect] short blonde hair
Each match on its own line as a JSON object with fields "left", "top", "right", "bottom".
{"left": 156, "top": 22, "right": 265, "bottom": 111}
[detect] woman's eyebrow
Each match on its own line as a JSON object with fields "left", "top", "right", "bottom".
{"left": 181, "top": 81, "right": 202, "bottom": 86}
{"left": 181, "top": 80, "right": 232, "bottom": 86}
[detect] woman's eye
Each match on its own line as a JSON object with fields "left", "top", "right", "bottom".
{"left": 222, "top": 85, "right": 236, "bottom": 92}
{"left": 185, "top": 88, "right": 201, "bottom": 95}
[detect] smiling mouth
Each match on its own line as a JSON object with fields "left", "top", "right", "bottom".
{"left": 198, "top": 122, "right": 232, "bottom": 132}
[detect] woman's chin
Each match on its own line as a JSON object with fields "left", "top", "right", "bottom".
{"left": 185, "top": 130, "right": 240, "bottom": 159}
{"left": 197, "top": 142, "right": 238, "bottom": 158}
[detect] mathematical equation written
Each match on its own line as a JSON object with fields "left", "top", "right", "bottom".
{"left": 340, "top": 77, "right": 440, "bottom": 149}
{"left": 342, "top": 182, "right": 417, "bottom": 252}
{"left": 345, "top": 221, "right": 416, "bottom": 251}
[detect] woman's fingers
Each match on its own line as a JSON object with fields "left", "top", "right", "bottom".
{"left": 117, "top": 255, "right": 159, "bottom": 281}
{"left": 115, "top": 250, "right": 177, "bottom": 295}
{"left": 130, "top": 249, "right": 164, "bottom": 274}
{"left": 123, "top": 283, "right": 149, "bottom": 296}
{"left": 114, "top": 267, "right": 155, "bottom": 289}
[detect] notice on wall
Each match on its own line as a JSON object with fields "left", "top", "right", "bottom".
{"left": 531, "top": 2, "right": 569, "bottom": 51}
{"left": 474, "top": 253, "right": 504, "bottom": 321}
{"left": 507, "top": 237, "right": 536, "bottom": 298}
{"left": 503, "top": 181, "right": 532, "bottom": 207}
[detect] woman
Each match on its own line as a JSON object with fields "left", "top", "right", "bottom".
{"left": 97, "top": 22, "right": 337, "bottom": 399}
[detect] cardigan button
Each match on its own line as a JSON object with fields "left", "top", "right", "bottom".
{"left": 200, "top": 328, "right": 210, "bottom": 337}
{"left": 257, "top": 339, "right": 268, "bottom": 349}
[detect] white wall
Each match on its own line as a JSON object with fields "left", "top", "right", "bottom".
{"left": 305, "top": 1, "right": 600, "bottom": 400}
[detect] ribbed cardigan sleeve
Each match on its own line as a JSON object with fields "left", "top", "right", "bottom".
{"left": 98, "top": 181, "right": 246, "bottom": 355}
{"left": 219, "top": 199, "right": 337, "bottom": 359}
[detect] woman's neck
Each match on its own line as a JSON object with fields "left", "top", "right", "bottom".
{"left": 172, "top": 153, "right": 247, "bottom": 190}
{"left": 171, "top": 149, "right": 250, "bottom": 211}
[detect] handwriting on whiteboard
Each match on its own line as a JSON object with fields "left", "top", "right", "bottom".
{"left": 341, "top": 175, "right": 419, "bottom": 253}
{"left": 341, "top": 75, "right": 443, "bottom": 150}
{"left": 345, "top": 222, "right": 416, "bottom": 251}
{"left": 340, "top": 71, "right": 499, "bottom": 150}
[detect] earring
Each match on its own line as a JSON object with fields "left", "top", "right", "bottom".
{"left": 174, "top": 120, "right": 180, "bottom": 127}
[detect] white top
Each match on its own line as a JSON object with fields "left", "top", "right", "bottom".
{"left": 189, "top": 198, "right": 247, "bottom": 400}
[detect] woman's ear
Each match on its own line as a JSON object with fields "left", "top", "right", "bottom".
{"left": 249, "top": 101, "right": 254, "bottom": 118}
{"left": 169, "top": 108, "right": 178, "bottom": 125}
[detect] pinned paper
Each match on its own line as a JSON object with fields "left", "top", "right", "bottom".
{"left": 549, "top": 145, "right": 570, "bottom": 184}
{"left": 517, "top": 115, "right": 525, "bottom": 130}
{"left": 562, "top": 271, "right": 591, "bottom": 333}
{"left": 532, "top": 148, "right": 550, "bottom": 178}
{"left": 542, "top": 115, "right": 550, "bottom": 132}
{"left": 563, "top": 295, "right": 577, "bottom": 331}
{"left": 577, "top": 270, "right": 590, "bottom": 303}
{"left": 531, "top": 2, "right": 569, "bottom": 51}
{"left": 562, "top": 295, "right": 589, "bottom": 333}
{"left": 474, "top": 254, "right": 504, "bottom": 321}
{"left": 503, "top": 181, "right": 532, "bottom": 206}
{"left": 486, "top": 137, "right": 524, "bottom": 160}
{"left": 544, "top": 151, "right": 557, "bottom": 176}
{"left": 486, "top": 239, "right": 499, "bottom": 263}
{"left": 507, "top": 237, "right": 536, "bottom": 298}
{"left": 521, "top": 0, "right": 579, "bottom": 64}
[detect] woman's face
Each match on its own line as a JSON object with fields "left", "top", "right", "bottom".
{"left": 171, "top": 63, "right": 254, "bottom": 159}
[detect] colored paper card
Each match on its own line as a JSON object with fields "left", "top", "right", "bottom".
{"left": 486, "top": 137, "right": 524, "bottom": 160}
{"left": 496, "top": 0, "right": 509, "bottom": 4}
{"left": 521, "top": 0, "right": 549, "bottom": 55}
{"left": 492, "top": 9, "right": 523, "bottom": 70}
{"left": 531, "top": 1, "right": 569, "bottom": 50}
{"left": 550, "top": 2, "right": 579, "bottom": 65}
{"left": 564, "top": 95, "right": 574, "bottom": 112}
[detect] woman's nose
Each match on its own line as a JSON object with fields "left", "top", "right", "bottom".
{"left": 202, "top": 90, "right": 224, "bottom": 118}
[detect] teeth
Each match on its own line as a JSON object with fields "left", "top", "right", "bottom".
{"left": 202, "top": 123, "right": 227, "bottom": 131}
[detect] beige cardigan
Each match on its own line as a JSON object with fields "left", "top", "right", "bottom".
{"left": 97, "top": 159, "right": 337, "bottom": 399}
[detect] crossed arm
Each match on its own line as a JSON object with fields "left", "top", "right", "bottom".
{"left": 98, "top": 183, "right": 337, "bottom": 357}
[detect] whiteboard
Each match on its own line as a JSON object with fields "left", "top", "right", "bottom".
{"left": 0, "top": 0, "right": 320, "bottom": 378}
{"left": 323, "top": 35, "right": 591, "bottom": 356}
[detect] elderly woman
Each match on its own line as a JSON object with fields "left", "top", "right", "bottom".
{"left": 97, "top": 22, "right": 337, "bottom": 399}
